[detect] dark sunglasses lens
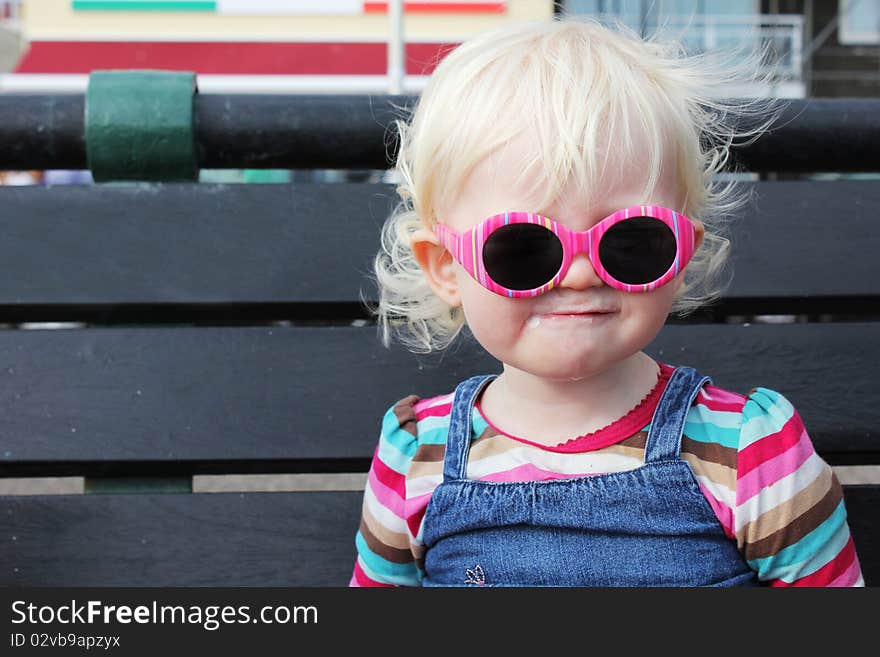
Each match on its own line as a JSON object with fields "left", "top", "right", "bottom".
{"left": 599, "top": 217, "right": 677, "bottom": 285}
{"left": 483, "top": 223, "right": 563, "bottom": 291}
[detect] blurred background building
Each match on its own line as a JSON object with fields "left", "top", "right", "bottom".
{"left": 560, "top": 0, "right": 880, "bottom": 98}
{"left": 0, "top": 0, "right": 878, "bottom": 97}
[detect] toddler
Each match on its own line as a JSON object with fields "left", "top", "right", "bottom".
{"left": 350, "top": 18, "right": 863, "bottom": 587}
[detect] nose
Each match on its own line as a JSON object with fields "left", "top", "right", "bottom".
{"left": 558, "top": 252, "right": 604, "bottom": 290}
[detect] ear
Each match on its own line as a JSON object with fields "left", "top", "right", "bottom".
{"left": 411, "top": 226, "right": 462, "bottom": 307}
{"left": 693, "top": 219, "right": 705, "bottom": 252}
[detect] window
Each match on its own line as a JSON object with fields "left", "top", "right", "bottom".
{"left": 562, "top": 0, "right": 759, "bottom": 33}
{"left": 839, "top": 0, "right": 880, "bottom": 45}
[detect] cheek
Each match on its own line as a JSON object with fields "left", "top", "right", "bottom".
{"left": 620, "top": 283, "right": 677, "bottom": 330}
{"left": 457, "top": 276, "right": 532, "bottom": 346}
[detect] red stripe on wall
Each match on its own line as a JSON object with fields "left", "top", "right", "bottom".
{"left": 14, "top": 41, "right": 460, "bottom": 75}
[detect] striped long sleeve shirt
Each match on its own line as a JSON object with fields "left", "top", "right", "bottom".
{"left": 350, "top": 361, "right": 864, "bottom": 587}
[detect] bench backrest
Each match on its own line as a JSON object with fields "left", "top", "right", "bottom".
{"left": 0, "top": 90, "right": 878, "bottom": 586}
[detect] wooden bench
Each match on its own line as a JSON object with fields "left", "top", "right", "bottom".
{"left": 0, "top": 77, "right": 877, "bottom": 586}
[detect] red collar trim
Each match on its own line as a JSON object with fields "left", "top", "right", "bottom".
{"left": 474, "top": 361, "right": 674, "bottom": 453}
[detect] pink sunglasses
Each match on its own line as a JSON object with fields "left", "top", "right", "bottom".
{"left": 434, "top": 205, "right": 697, "bottom": 298}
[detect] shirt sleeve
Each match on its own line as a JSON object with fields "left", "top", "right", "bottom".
{"left": 735, "top": 387, "right": 864, "bottom": 586}
{"left": 349, "top": 395, "right": 423, "bottom": 587}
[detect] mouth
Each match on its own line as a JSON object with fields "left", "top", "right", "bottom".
{"left": 542, "top": 310, "right": 617, "bottom": 317}
{"left": 528, "top": 310, "right": 618, "bottom": 328}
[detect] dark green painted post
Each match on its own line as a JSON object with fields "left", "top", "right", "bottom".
{"left": 85, "top": 70, "right": 199, "bottom": 182}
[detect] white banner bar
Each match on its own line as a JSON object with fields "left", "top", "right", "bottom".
{"left": 216, "top": 0, "right": 362, "bottom": 14}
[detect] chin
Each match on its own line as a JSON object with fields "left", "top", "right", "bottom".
{"left": 516, "top": 355, "right": 608, "bottom": 382}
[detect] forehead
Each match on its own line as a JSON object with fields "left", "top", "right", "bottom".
{"left": 442, "top": 129, "right": 679, "bottom": 231}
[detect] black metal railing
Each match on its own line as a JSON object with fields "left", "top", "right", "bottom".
{"left": 1, "top": 95, "right": 879, "bottom": 173}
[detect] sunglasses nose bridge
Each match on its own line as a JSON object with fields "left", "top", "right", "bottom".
{"left": 569, "top": 228, "right": 592, "bottom": 257}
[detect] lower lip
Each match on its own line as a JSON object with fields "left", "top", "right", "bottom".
{"left": 531, "top": 312, "right": 616, "bottom": 326}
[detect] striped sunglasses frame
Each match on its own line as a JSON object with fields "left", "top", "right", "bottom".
{"left": 434, "top": 205, "right": 697, "bottom": 298}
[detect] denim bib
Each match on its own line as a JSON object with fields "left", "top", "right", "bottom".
{"left": 421, "top": 366, "right": 759, "bottom": 587}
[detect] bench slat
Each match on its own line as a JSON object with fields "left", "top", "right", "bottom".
{"left": 1, "top": 486, "right": 875, "bottom": 586}
{"left": 0, "top": 491, "right": 361, "bottom": 586}
{"left": 0, "top": 323, "right": 877, "bottom": 476}
{"left": 0, "top": 182, "right": 389, "bottom": 307}
{"left": 0, "top": 181, "right": 878, "bottom": 310}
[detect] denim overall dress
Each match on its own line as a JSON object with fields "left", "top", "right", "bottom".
{"left": 420, "top": 366, "right": 759, "bottom": 587}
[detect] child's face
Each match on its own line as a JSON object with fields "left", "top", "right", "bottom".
{"left": 412, "top": 133, "right": 703, "bottom": 382}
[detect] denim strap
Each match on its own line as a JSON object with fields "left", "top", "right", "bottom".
{"left": 644, "top": 366, "right": 712, "bottom": 463}
{"left": 442, "top": 374, "right": 497, "bottom": 482}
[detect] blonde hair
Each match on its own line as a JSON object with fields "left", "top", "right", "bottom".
{"left": 371, "top": 17, "right": 779, "bottom": 353}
